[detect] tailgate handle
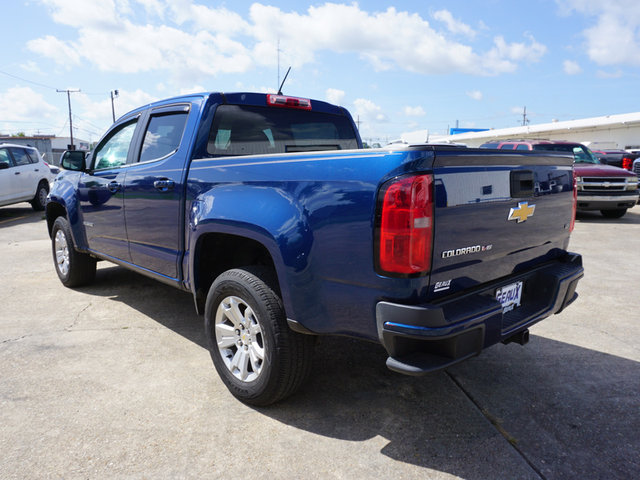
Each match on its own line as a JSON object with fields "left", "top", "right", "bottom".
{"left": 510, "top": 170, "right": 534, "bottom": 197}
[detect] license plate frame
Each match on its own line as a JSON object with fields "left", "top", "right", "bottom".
{"left": 496, "top": 281, "right": 523, "bottom": 313}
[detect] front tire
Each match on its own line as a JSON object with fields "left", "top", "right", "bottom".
{"left": 51, "top": 216, "right": 97, "bottom": 287}
{"left": 31, "top": 181, "right": 49, "bottom": 211}
{"left": 600, "top": 208, "right": 627, "bottom": 219}
{"left": 204, "top": 267, "right": 315, "bottom": 406}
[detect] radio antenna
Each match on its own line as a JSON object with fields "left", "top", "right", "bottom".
{"left": 277, "top": 67, "right": 291, "bottom": 95}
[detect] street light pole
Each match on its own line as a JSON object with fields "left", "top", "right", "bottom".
{"left": 57, "top": 88, "right": 80, "bottom": 150}
{"left": 111, "top": 90, "right": 119, "bottom": 123}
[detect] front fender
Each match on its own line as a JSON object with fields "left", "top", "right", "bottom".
{"left": 46, "top": 173, "right": 89, "bottom": 251}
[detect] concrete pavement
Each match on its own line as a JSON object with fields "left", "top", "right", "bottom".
{"left": 1, "top": 204, "right": 638, "bottom": 479}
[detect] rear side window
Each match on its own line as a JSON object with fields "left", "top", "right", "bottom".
{"left": 9, "top": 147, "right": 32, "bottom": 166}
{"left": 498, "top": 144, "right": 515, "bottom": 150}
{"left": 139, "top": 112, "right": 188, "bottom": 163}
{"left": 516, "top": 144, "right": 530, "bottom": 150}
{"left": 207, "top": 104, "right": 358, "bottom": 157}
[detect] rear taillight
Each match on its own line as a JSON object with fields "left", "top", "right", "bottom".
{"left": 377, "top": 174, "right": 434, "bottom": 275}
{"left": 266, "top": 94, "right": 312, "bottom": 110}
{"left": 570, "top": 170, "right": 577, "bottom": 232}
{"left": 622, "top": 156, "right": 633, "bottom": 170}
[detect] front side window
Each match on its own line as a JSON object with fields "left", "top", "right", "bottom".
{"left": 93, "top": 121, "right": 138, "bottom": 170}
{"left": 0, "top": 148, "right": 12, "bottom": 168}
{"left": 139, "top": 112, "right": 188, "bottom": 163}
{"left": 207, "top": 104, "right": 358, "bottom": 157}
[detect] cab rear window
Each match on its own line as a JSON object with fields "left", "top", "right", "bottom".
{"left": 207, "top": 104, "right": 358, "bottom": 157}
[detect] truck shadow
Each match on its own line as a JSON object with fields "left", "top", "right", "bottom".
{"left": 79, "top": 265, "right": 639, "bottom": 479}
{"left": 0, "top": 205, "right": 46, "bottom": 228}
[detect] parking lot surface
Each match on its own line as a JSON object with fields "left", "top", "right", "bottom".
{"left": 1, "top": 204, "right": 639, "bottom": 479}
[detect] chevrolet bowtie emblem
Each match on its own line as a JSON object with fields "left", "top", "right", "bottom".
{"left": 508, "top": 202, "right": 536, "bottom": 223}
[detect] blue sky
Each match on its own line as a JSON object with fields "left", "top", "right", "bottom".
{"left": 2, "top": 0, "right": 640, "bottom": 145}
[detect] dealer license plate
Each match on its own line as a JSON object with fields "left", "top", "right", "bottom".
{"left": 496, "top": 281, "right": 523, "bottom": 313}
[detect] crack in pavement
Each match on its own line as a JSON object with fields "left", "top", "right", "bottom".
{"left": 446, "top": 370, "right": 547, "bottom": 480}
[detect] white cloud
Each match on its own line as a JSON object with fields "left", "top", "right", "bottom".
{"left": 432, "top": 10, "right": 476, "bottom": 38}
{"left": 596, "top": 69, "right": 623, "bottom": 78}
{"left": 326, "top": 88, "right": 346, "bottom": 106}
{"left": 563, "top": 60, "right": 583, "bottom": 75}
{"left": 403, "top": 106, "right": 426, "bottom": 116}
{"left": 353, "top": 98, "right": 387, "bottom": 123}
{"left": 0, "top": 87, "right": 59, "bottom": 134}
{"left": 559, "top": 0, "right": 640, "bottom": 66}
{"left": 29, "top": 1, "right": 548, "bottom": 79}
{"left": 466, "top": 90, "right": 483, "bottom": 100}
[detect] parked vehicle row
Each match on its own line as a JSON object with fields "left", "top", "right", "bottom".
{"left": 479, "top": 140, "right": 639, "bottom": 218}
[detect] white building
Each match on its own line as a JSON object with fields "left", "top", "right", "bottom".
{"left": 426, "top": 112, "right": 640, "bottom": 150}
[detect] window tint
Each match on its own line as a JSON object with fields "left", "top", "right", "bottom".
{"left": 9, "top": 148, "right": 32, "bottom": 166}
{"left": 533, "top": 143, "right": 599, "bottom": 163}
{"left": 93, "top": 120, "right": 138, "bottom": 170}
{"left": 207, "top": 104, "right": 358, "bottom": 157}
{"left": 480, "top": 143, "right": 499, "bottom": 149}
{"left": 25, "top": 148, "right": 39, "bottom": 163}
{"left": 516, "top": 144, "right": 530, "bottom": 150}
{"left": 0, "top": 148, "right": 12, "bottom": 168}
{"left": 139, "top": 112, "right": 188, "bottom": 163}
{"left": 498, "top": 144, "right": 515, "bottom": 150}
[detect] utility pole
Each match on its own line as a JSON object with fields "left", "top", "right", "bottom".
{"left": 110, "top": 90, "right": 119, "bottom": 123}
{"left": 57, "top": 88, "right": 80, "bottom": 150}
{"left": 521, "top": 106, "right": 529, "bottom": 126}
{"left": 356, "top": 115, "right": 361, "bottom": 131}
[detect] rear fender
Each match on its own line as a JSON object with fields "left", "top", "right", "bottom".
{"left": 187, "top": 184, "right": 313, "bottom": 317}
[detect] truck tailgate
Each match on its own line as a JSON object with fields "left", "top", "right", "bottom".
{"left": 428, "top": 149, "right": 575, "bottom": 300}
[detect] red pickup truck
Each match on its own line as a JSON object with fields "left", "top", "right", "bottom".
{"left": 480, "top": 140, "right": 639, "bottom": 218}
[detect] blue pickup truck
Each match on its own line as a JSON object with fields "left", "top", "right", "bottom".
{"left": 47, "top": 92, "right": 584, "bottom": 405}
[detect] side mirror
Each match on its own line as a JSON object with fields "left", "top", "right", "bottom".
{"left": 60, "top": 150, "right": 87, "bottom": 171}
{"left": 0, "top": 162, "right": 9, "bottom": 170}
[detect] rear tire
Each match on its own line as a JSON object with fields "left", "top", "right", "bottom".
{"left": 204, "top": 267, "right": 315, "bottom": 406}
{"left": 600, "top": 208, "right": 627, "bottom": 219}
{"left": 30, "top": 181, "right": 49, "bottom": 211}
{"left": 51, "top": 216, "right": 97, "bottom": 287}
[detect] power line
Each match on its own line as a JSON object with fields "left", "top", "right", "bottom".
{"left": 0, "top": 69, "right": 58, "bottom": 90}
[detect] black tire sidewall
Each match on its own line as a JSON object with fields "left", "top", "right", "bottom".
{"left": 31, "top": 182, "right": 49, "bottom": 211}
{"left": 52, "top": 217, "right": 73, "bottom": 284}
{"left": 204, "top": 269, "right": 281, "bottom": 402}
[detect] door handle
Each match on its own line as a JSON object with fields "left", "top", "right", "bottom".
{"left": 154, "top": 179, "right": 175, "bottom": 192}
{"left": 107, "top": 181, "right": 121, "bottom": 193}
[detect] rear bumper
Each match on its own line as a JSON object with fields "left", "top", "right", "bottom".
{"left": 376, "top": 253, "right": 584, "bottom": 375}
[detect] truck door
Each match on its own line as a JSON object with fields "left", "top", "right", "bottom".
{"left": 77, "top": 118, "right": 139, "bottom": 262}
{"left": 122, "top": 104, "right": 190, "bottom": 279}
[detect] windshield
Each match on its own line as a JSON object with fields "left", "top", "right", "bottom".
{"left": 533, "top": 144, "right": 600, "bottom": 164}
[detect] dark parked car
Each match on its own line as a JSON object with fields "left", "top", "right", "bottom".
{"left": 592, "top": 149, "right": 638, "bottom": 171}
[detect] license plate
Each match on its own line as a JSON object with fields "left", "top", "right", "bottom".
{"left": 496, "top": 281, "right": 523, "bottom": 313}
